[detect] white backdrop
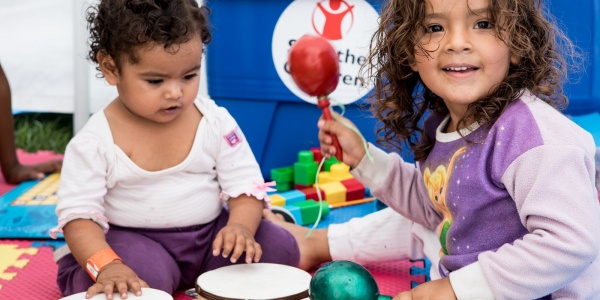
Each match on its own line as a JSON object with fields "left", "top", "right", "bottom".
{"left": 0, "top": 0, "right": 207, "bottom": 131}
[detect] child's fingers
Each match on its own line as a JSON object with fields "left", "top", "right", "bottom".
{"left": 317, "top": 121, "right": 335, "bottom": 148}
{"left": 241, "top": 240, "right": 262, "bottom": 264}
{"left": 28, "top": 171, "right": 45, "bottom": 180}
{"left": 86, "top": 282, "right": 105, "bottom": 298}
{"left": 115, "top": 279, "right": 130, "bottom": 299}
{"left": 41, "top": 159, "right": 63, "bottom": 172}
{"left": 318, "top": 117, "right": 350, "bottom": 141}
{"left": 251, "top": 241, "right": 262, "bottom": 263}
{"left": 212, "top": 233, "right": 223, "bottom": 256}
{"left": 127, "top": 278, "right": 146, "bottom": 296}
{"left": 229, "top": 235, "right": 249, "bottom": 263}
{"left": 138, "top": 278, "right": 150, "bottom": 288}
{"left": 102, "top": 282, "right": 116, "bottom": 299}
{"left": 393, "top": 291, "right": 413, "bottom": 300}
{"left": 318, "top": 119, "right": 346, "bottom": 158}
{"left": 220, "top": 232, "right": 236, "bottom": 259}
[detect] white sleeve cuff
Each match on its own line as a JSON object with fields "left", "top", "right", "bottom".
{"left": 327, "top": 222, "right": 354, "bottom": 261}
{"left": 49, "top": 211, "right": 109, "bottom": 239}
{"left": 327, "top": 208, "right": 427, "bottom": 265}
{"left": 449, "top": 262, "right": 495, "bottom": 300}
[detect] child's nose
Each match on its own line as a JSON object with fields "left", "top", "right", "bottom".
{"left": 165, "top": 81, "right": 183, "bottom": 99}
{"left": 444, "top": 28, "right": 472, "bottom": 53}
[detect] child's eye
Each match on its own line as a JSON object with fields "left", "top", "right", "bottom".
{"left": 147, "top": 79, "right": 163, "bottom": 85}
{"left": 184, "top": 74, "right": 198, "bottom": 80}
{"left": 427, "top": 24, "right": 444, "bottom": 33}
{"left": 474, "top": 21, "right": 493, "bottom": 29}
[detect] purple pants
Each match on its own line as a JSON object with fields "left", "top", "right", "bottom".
{"left": 56, "top": 209, "right": 300, "bottom": 296}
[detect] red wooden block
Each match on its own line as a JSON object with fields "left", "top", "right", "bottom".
{"left": 310, "top": 147, "right": 323, "bottom": 163}
{"left": 294, "top": 183, "right": 312, "bottom": 190}
{"left": 341, "top": 178, "right": 366, "bottom": 201}
{"left": 300, "top": 187, "right": 326, "bottom": 201}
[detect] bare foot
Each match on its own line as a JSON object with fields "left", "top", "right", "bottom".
{"left": 263, "top": 209, "right": 331, "bottom": 270}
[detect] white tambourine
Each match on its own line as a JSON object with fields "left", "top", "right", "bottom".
{"left": 196, "top": 263, "right": 311, "bottom": 300}
{"left": 59, "top": 287, "right": 173, "bottom": 300}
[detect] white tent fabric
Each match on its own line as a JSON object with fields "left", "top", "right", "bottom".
{"left": 0, "top": 0, "right": 207, "bottom": 131}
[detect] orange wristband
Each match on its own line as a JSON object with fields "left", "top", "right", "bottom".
{"left": 85, "top": 248, "right": 123, "bottom": 282}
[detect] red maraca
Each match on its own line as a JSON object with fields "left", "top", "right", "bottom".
{"left": 288, "top": 34, "right": 343, "bottom": 161}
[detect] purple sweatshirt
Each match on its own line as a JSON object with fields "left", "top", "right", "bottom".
{"left": 351, "top": 90, "right": 600, "bottom": 299}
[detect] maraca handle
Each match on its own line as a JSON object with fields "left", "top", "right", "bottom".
{"left": 378, "top": 295, "right": 393, "bottom": 300}
{"left": 320, "top": 106, "right": 343, "bottom": 162}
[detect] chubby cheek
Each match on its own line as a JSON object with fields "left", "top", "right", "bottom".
{"left": 486, "top": 52, "right": 512, "bottom": 79}
{"left": 184, "top": 88, "right": 200, "bottom": 105}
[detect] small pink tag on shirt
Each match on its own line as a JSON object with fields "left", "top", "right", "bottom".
{"left": 224, "top": 128, "right": 243, "bottom": 147}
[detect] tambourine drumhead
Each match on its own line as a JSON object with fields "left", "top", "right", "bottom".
{"left": 196, "top": 263, "right": 311, "bottom": 300}
{"left": 59, "top": 287, "right": 173, "bottom": 300}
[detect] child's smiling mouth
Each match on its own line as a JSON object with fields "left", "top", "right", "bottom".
{"left": 442, "top": 66, "right": 479, "bottom": 72}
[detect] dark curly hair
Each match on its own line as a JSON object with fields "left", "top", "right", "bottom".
{"left": 87, "top": 0, "right": 211, "bottom": 72}
{"left": 361, "top": 0, "right": 581, "bottom": 161}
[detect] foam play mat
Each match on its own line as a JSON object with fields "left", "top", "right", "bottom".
{"left": 0, "top": 150, "right": 428, "bottom": 299}
{"left": 0, "top": 173, "right": 61, "bottom": 239}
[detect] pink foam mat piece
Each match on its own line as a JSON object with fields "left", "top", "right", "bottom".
{"left": 0, "top": 241, "right": 420, "bottom": 299}
{"left": 0, "top": 240, "right": 63, "bottom": 299}
{"left": 0, "top": 150, "right": 422, "bottom": 299}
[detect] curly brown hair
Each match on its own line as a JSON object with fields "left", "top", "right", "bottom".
{"left": 87, "top": 0, "right": 212, "bottom": 73}
{"left": 361, "top": 0, "right": 580, "bottom": 161}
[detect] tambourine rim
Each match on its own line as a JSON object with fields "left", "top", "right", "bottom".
{"left": 196, "top": 283, "right": 309, "bottom": 300}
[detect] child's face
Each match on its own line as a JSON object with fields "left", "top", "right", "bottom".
{"left": 411, "top": 0, "right": 517, "bottom": 121}
{"left": 105, "top": 35, "right": 203, "bottom": 124}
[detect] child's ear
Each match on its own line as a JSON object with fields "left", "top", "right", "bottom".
{"left": 510, "top": 53, "right": 520, "bottom": 65}
{"left": 97, "top": 52, "right": 119, "bottom": 85}
{"left": 410, "top": 60, "right": 418, "bottom": 72}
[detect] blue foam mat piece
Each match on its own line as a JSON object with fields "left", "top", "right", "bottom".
{"left": 307, "top": 201, "right": 379, "bottom": 229}
{"left": 0, "top": 178, "right": 61, "bottom": 239}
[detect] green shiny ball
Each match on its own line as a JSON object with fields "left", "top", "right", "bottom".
{"left": 309, "top": 260, "right": 391, "bottom": 300}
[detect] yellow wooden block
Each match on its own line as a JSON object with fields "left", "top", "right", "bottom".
{"left": 317, "top": 163, "right": 353, "bottom": 184}
{"left": 269, "top": 194, "right": 286, "bottom": 206}
{"left": 318, "top": 181, "right": 347, "bottom": 205}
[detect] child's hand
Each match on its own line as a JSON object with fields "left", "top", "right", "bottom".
{"left": 212, "top": 223, "right": 262, "bottom": 264}
{"left": 392, "top": 277, "right": 456, "bottom": 300}
{"left": 318, "top": 113, "right": 366, "bottom": 169}
{"left": 4, "top": 159, "right": 62, "bottom": 184}
{"left": 86, "top": 260, "right": 149, "bottom": 300}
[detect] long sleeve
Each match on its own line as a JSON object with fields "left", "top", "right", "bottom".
{"left": 350, "top": 143, "right": 442, "bottom": 230}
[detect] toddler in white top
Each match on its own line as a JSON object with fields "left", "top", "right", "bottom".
{"left": 51, "top": 1, "right": 299, "bottom": 298}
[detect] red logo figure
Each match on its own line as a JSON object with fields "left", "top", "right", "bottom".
{"left": 312, "top": 0, "right": 355, "bottom": 40}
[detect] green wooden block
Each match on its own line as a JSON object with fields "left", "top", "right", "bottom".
{"left": 271, "top": 166, "right": 294, "bottom": 192}
{"left": 323, "top": 156, "right": 340, "bottom": 171}
{"left": 294, "top": 151, "right": 318, "bottom": 185}
{"left": 293, "top": 200, "right": 330, "bottom": 225}
{"left": 271, "top": 166, "right": 294, "bottom": 182}
{"left": 275, "top": 181, "right": 293, "bottom": 192}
